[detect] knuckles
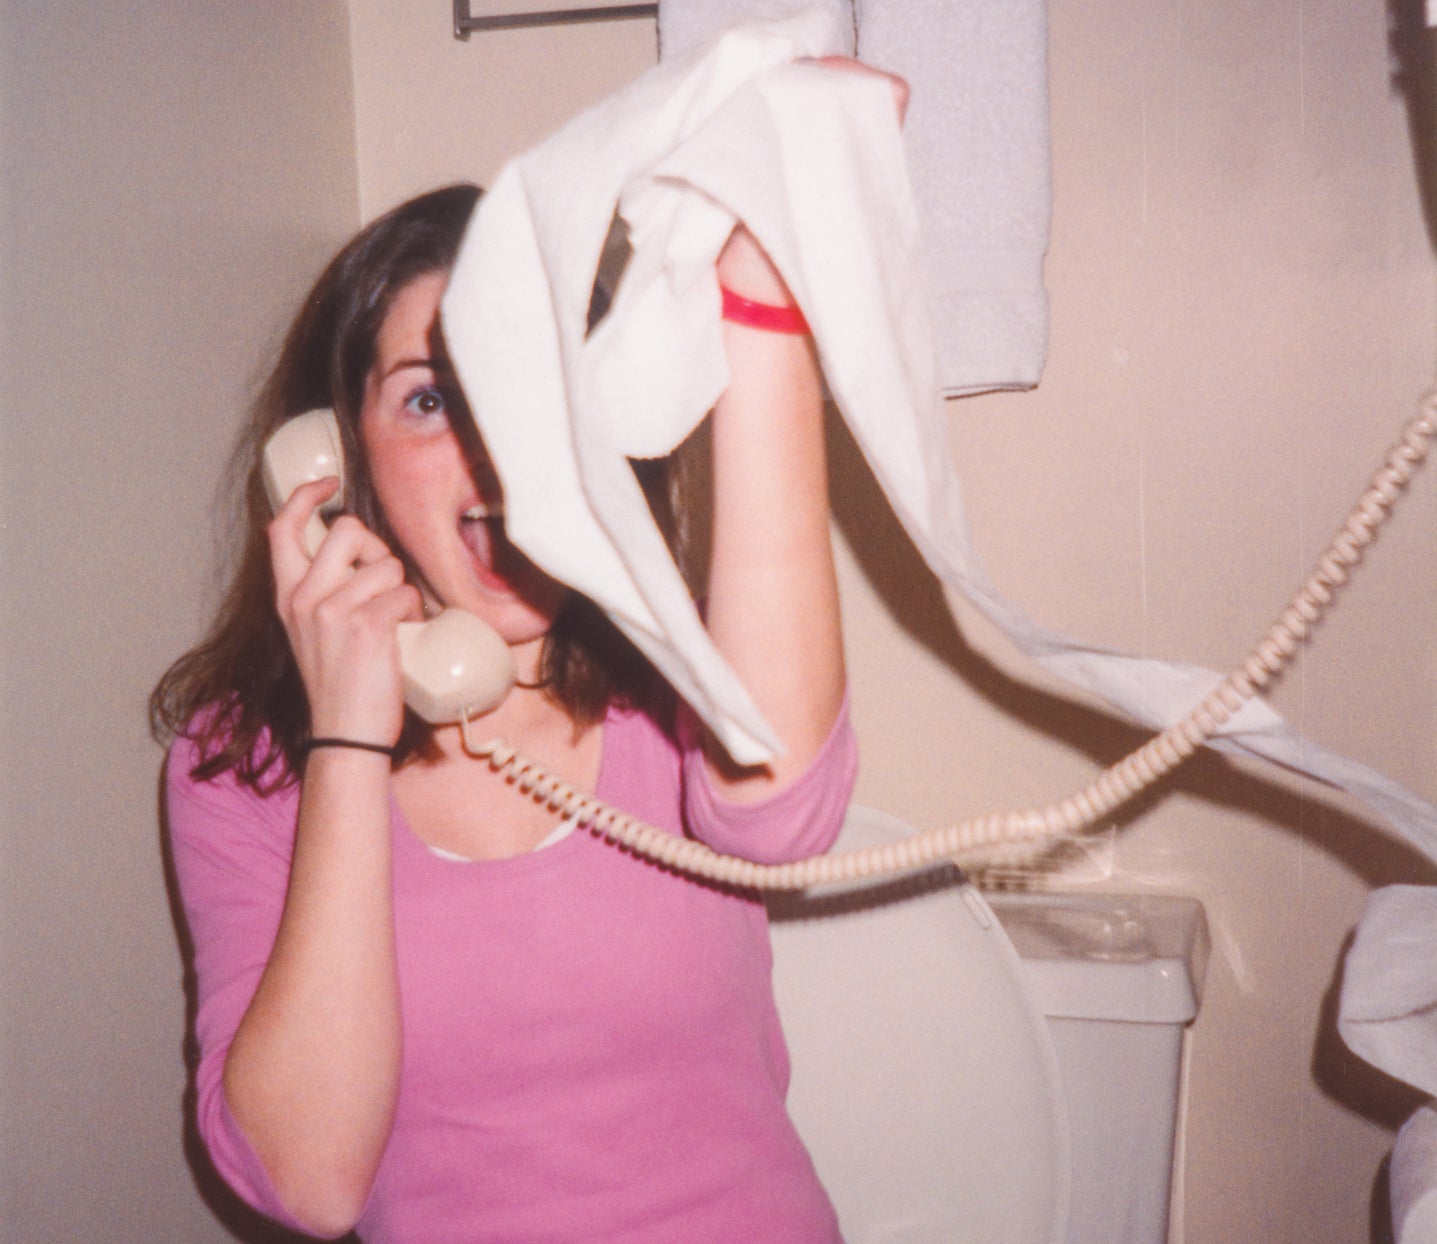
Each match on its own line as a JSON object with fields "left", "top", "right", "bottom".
{"left": 325, "top": 514, "right": 368, "bottom": 545}
{"left": 268, "top": 509, "right": 417, "bottom": 656}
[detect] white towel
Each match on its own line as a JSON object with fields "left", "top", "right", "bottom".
{"left": 858, "top": 0, "right": 1051, "bottom": 393}
{"left": 660, "top": 0, "right": 1051, "bottom": 395}
{"left": 1342, "top": 887, "right": 1437, "bottom": 1100}
{"left": 1339, "top": 886, "right": 1437, "bottom": 1241}
{"left": 1390, "top": 1103, "right": 1437, "bottom": 1244}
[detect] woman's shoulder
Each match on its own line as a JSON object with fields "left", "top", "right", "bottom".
{"left": 164, "top": 709, "right": 302, "bottom": 896}
{"left": 166, "top": 702, "right": 298, "bottom": 817}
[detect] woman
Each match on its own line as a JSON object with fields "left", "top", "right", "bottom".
{"left": 154, "top": 145, "right": 864, "bottom": 1238}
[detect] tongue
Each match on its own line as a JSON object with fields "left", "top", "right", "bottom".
{"left": 460, "top": 518, "right": 499, "bottom": 571}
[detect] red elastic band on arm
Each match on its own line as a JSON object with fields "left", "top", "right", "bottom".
{"left": 719, "top": 286, "right": 811, "bottom": 335}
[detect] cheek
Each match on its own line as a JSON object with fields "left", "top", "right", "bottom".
{"left": 372, "top": 456, "right": 428, "bottom": 516}
{"left": 363, "top": 433, "right": 457, "bottom": 530}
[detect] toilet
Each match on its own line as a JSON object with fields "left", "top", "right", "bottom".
{"left": 767, "top": 805, "right": 1209, "bottom": 1244}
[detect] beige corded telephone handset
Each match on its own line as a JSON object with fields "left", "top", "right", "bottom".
{"left": 262, "top": 409, "right": 516, "bottom": 724}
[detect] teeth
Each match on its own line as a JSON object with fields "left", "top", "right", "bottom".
{"left": 462, "top": 503, "right": 503, "bottom": 520}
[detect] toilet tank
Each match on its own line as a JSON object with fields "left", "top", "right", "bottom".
{"left": 985, "top": 893, "right": 1210, "bottom": 1244}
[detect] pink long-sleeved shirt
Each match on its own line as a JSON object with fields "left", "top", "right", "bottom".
{"left": 167, "top": 700, "right": 856, "bottom": 1242}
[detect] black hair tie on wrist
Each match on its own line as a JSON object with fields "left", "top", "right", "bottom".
{"left": 302, "top": 737, "right": 397, "bottom": 760}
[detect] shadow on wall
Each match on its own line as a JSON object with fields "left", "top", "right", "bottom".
{"left": 825, "top": 411, "right": 1437, "bottom": 892}
{"left": 1391, "top": 0, "right": 1437, "bottom": 256}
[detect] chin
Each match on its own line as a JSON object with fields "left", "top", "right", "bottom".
{"left": 463, "top": 583, "right": 568, "bottom": 647}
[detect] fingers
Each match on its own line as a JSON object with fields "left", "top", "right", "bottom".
{"left": 267, "top": 476, "right": 340, "bottom": 598}
{"left": 266, "top": 481, "right": 420, "bottom": 741}
{"left": 302, "top": 516, "right": 401, "bottom": 600}
{"left": 268, "top": 480, "right": 393, "bottom": 605}
{"left": 270, "top": 503, "right": 415, "bottom": 642}
{"left": 297, "top": 548, "right": 409, "bottom": 628}
{"left": 292, "top": 568, "right": 420, "bottom": 744}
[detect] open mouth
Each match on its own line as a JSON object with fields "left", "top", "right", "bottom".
{"left": 456, "top": 500, "right": 569, "bottom": 616}
{"left": 459, "top": 503, "right": 519, "bottom": 587}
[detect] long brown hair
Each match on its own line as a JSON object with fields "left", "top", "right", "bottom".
{"left": 150, "top": 183, "right": 681, "bottom": 790}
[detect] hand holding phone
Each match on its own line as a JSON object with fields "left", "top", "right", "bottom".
{"left": 263, "top": 409, "right": 516, "bottom": 726}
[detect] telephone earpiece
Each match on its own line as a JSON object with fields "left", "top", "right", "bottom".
{"left": 262, "top": 408, "right": 517, "bottom": 724}
{"left": 262, "top": 408, "right": 346, "bottom": 558}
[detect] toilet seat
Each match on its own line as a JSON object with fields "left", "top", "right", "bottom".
{"left": 768, "top": 805, "right": 1070, "bottom": 1244}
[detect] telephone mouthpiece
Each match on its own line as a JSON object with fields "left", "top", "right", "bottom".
{"left": 395, "top": 609, "right": 517, "bottom": 724}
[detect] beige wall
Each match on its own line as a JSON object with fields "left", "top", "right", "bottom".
{"left": 351, "top": 2, "right": 1437, "bottom": 1242}
{"left": 0, "top": 3, "right": 359, "bottom": 1239}
{"left": 348, "top": 6, "right": 659, "bottom": 218}
{"left": 1, "top": 0, "right": 1430, "bottom": 1240}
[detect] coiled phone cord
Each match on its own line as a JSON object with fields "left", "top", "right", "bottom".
{"left": 460, "top": 394, "right": 1437, "bottom": 890}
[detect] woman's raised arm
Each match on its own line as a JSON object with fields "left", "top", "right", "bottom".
{"left": 701, "top": 60, "right": 906, "bottom": 803}
{"left": 701, "top": 227, "right": 846, "bottom": 801}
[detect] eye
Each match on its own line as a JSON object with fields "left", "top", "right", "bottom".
{"left": 403, "top": 385, "right": 448, "bottom": 420}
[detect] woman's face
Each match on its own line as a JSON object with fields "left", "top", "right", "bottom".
{"left": 358, "top": 270, "right": 568, "bottom": 650}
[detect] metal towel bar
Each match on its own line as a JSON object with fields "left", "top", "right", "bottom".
{"left": 454, "top": 1, "right": 657, "bottom": 37}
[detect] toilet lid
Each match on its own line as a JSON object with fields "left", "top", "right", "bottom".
{"left": 768, "top": 805, "right": 1070, "bottom": 1244}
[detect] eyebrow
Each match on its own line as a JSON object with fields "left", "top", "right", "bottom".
{"left": 381, "top": 357, "right": 434, "bottom": 381}
{"left": 380, "top": 356, "right": 456, "bottom": 382}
